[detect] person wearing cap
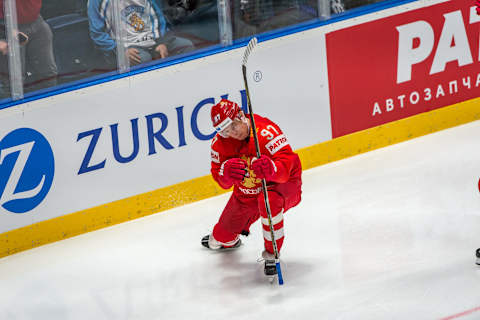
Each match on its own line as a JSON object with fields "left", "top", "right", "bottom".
{"left": 201, "top": 99, "right": 302, "bottom": 277}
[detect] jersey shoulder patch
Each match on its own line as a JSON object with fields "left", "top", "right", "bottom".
{"left": 265, "top": 134, "right": 289, "bottom": 155}
{"left": 211, "top": 149, "right": 220, "bottom": 163}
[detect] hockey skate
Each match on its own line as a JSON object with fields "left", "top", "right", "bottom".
{"left": 201, "top": 234, "right": 241, "bottom": 251}
{"left": 261, "top": 250, "right": 278, "bottom": 282}
{"left": 476, "top": 248, "right": 480, "bottom": 266}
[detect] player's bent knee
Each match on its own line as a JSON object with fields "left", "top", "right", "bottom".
{"left": 257, "top": 191, "right": 283, "bottom": 217}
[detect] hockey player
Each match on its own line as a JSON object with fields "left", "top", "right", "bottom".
{"left": 201, "top": 99, "right": 302, "bottom": 277}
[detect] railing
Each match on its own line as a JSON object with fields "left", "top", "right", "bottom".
{"left": 0, "top": 0, "right": 416, "bottom": 110}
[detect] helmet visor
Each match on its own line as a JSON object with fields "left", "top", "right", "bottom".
{"left": 215, "top": 117, "right": 233, "bottom": 137}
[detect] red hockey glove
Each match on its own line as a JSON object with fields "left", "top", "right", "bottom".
{"left": 220, "top": 158, "right": 247, "bottom": 185}
{"left": 252, "top": 155, "right": 277, "bottom": 180}
{"left": 477, "top": 0, "right": 480, "bottom": 15}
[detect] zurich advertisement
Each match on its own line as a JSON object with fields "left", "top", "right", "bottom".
{"left": 0, "top": 128, "right": 55, "bottom": 214}
{"left": 0, "top": 91, "right": 248, "bottom": 217}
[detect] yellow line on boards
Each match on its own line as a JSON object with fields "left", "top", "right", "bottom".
{"left": 298, "top": 98, "right": 480, "bottom": 170}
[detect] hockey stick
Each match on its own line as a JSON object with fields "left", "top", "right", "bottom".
{"left": 241, "top": 37, "right": 284, "bottom": 285}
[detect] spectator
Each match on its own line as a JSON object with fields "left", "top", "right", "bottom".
{"left": 0, "top": 0, "right": 58, "bottom": 98}
{"left": 163, "top": 0, "right": 198, "bottom": 25}
{"left": 87, "top": 0, "right": 195, "bottom": 69}
{"left": 233, "top": 0, "right": 345, "bottom": 40}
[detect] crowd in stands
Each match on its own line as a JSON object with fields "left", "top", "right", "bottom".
{"left": 0, "top": 0, "right": 57, "bottom": 99}
{"left": 0, "top": 0, "right": 387, "bottom": 101}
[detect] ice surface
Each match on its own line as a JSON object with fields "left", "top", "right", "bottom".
{"left": 1, "top": 121, "right": 480, "bottom": 320}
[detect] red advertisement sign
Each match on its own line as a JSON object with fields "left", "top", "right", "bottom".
{"left": 326, "top": 0, "right": 480, "bottom": 138}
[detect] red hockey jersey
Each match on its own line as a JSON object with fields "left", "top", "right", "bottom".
{"left": 210, "top": 114, "right": 302, "bottom": 198}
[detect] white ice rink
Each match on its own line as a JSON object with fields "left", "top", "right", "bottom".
{"left": 1, "top": 120, "right": 480, "bottom": 320}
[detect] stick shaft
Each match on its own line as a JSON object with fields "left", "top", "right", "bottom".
{"left": 241, "top": 65, "right": 280, "bottom": 260}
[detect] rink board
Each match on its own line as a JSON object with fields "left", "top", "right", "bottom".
{"left": 1, "top": 0, "right": 479, "bottom": 258}
{"left": 0, "top": 32, "right": 332, "bottom": 235}
{"left": 327, "top": 0, "right": 480, "bottom": 137}
{"left": 1, "top": 97, "right": 478, "bottom": 259}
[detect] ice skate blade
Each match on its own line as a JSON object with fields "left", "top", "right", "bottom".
{"left": 201, "top": 235, "right": 241, "bottom": 251}
{"left": 216, "top": 245, "right": 241, "bottom": 252}
{"left": 202, "top": 245, "right": 241, "bottom": 253}
{"left": 266, "top": 274, "right": 277, "bottom": 284}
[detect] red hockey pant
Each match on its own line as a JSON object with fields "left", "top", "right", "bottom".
{"left": 212, "top": 179, "right": 301, "bottom": 254}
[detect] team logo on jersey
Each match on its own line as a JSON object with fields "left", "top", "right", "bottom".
{"left": 211, "top": 149, "right": 220, "bottom": 163}
{"left": 238, "top": 186, "right": 262, "bottom": 195}
{"left": 265, "top": 134, "right": 288, "bottom": 155}
{"left": 122, "top": 5, "right": 146, "bottom": 32}
{"left": 241, "top": 156, "right": 260, "bottom": 189}
{"left": 0, "top": 128, "right": 55, "bottom": 214}
{"left": 129, "top": 13, "right": 145, "bottom": 31}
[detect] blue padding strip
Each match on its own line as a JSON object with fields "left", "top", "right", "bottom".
{"left": 0, "top": 0, "right": 420, "bottom": 112}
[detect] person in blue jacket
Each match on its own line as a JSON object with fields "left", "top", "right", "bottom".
{"left": 87, "top": 0, "right": 194, "bottom": 68}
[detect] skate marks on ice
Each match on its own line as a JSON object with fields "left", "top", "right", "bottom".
{"left": 200, "top": 233, "right": 316, "bottom": 290}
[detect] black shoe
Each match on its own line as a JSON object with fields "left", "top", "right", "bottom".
{"left": 201, "top": 234, "right": 241, "bottom": 250}
{"left": 476, "top": 248, "right": 480, "bottom": 266}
